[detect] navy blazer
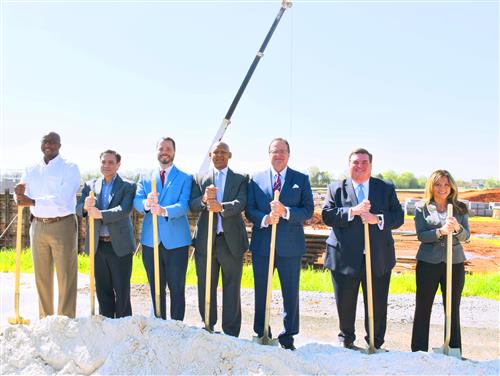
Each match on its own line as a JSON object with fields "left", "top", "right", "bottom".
{"left": 246, "top": 167, "right": 314, "bottom": 258}
{"left": 322, "top": 177, "right": 404, "bottom": 277}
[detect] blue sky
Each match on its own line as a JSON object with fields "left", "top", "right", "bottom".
{"left": 1, "top": 0, "right": 498, "bottom": 180}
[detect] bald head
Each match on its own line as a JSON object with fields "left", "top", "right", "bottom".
{"left": 209, "top": 141, "right": 232, "bottom": 170}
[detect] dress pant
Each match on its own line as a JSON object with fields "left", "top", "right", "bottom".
{"left": 142, "top": 243, "right": 189, "bottom": 320}
{"left": 194, "top": 233, "right": 244, "bottom": 337}
{"left": 252, "top": 253, "right": 301, "bottom": 348}
{"left": 94, "top": 240, "right": 133, "bottom": 318}
{"left": 411, "top": 260, "right": 465, "bottom": 352}
{"left": 30, "top": 215, "right": 78, "bottom": 318}
{"left": 331, "top": 256, "right": 391, "bottom": 349}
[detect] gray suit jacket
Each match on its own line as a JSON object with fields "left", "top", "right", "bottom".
{"left": 76, "top": 175, "right": 136, "bottom": 256}
{"left": 190, "top": 168, "right": 249, "bottom": 258}
{"left": 414, "top": 203, "right": 470, "bottom": 264}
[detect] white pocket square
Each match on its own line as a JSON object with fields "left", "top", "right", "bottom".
{"left": 292, "top": 184, "right": 300, "bottom": 188}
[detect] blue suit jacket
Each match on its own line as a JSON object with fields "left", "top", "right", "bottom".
{"left": 133, "top": 165, "right": 192, "bottom": 249}
{"left": 246, "top": 167, "right": 314, "bottom": 258}
{"left": 322, "top": 177, "right": 404, "bottom": 277}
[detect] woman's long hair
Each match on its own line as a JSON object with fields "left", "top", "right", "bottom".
{"left": 424, "top": 170, "right": 468, "bottom": 215}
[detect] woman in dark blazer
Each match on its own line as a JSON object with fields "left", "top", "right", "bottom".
{"left": 411, "top": 170, "right": 470, "bottom": 353}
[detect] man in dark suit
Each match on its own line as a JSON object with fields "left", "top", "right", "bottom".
{"left": 76, "top": 150, "right": 136, "bottom": 318}
{"left": 246, "top": 138, "right": 314, "bottom": 350}
{"left": 322, "top": 148, "right": 404, "bottom": 350}
{"left": 190, "top": 141, "right": 249, "bottom": 337}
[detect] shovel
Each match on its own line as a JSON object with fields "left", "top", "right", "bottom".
{"left": 433, "top": 204, "right": 461, "bottom": 358}
{"left": 89, "top": 191, "right": 96, "bottom": 315}
{"left": 203, "top": 185, "right": 217, "bottom": 332}
{"left": 8, "top": 205, "right": 30, "bottom": 325}
{"left": 253, "top": 190, "right": 280, "bottom": 346}
{"left": 151, "top": 178, "right": 161, "bottom": 318}
{"left": 363, "top": 222, "right": 375, "bottom": 354}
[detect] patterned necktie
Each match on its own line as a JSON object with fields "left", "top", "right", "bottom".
{"left": 357, "top": 184, "right": 365, "bottom": 202}
{"left": 273, "top": 173, "right": 281, "bottom": 192}
{"left": 160, "top": 169, "right": 166, "bottom": 187}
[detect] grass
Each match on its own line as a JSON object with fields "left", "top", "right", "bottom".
{"left": 1, "top": 249, "right": 498, "bottom": 300}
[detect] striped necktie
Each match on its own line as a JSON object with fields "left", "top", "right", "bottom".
{"left": 273, "top": 173, "right": 281, "bottom": 192}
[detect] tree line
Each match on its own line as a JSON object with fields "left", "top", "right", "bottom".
{"left": 307, "top": 167, "right": 500, "bottom": 189}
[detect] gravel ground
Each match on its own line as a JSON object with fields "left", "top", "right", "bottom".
{"left": 130, "top": 284, "right": 500, "bottom": 361}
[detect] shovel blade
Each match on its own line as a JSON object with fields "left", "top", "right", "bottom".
{"left": 252, "top": 335, "right": 279, "bottom": 346}
{"left": 8, "top": 316, "right": 30, "bottom": 325}
{"left": 433, "top": 346, "right": 462, "bottom": 359}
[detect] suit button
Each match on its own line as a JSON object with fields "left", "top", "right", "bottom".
{"left": 440, "top": 242, "right": 444, "bottom": 247}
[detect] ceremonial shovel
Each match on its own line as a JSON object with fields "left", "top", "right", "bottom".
{"left": 363, "top": 222, "right": 375, "bottom": 354}
{"left": 89, "top": 191, "right": 96, "bottom": 315}
{"left": 151, "top": 179, "right": 161, "bottom": 318}
{"left": 253, "top": 190, "right": 280, "bottom": 346}
{"left": 433, "top": 204, "right": 461, "bottom": 358}
{"left": 203, "top": 185, "right": 217, "bottom": 332}
{"left": 8, "top": 205, "right": 30, "bottom": 325}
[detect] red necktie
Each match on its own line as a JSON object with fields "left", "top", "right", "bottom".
{"left": 160, "top": 170, "right": 166, "bottom": 187}
{"left": 273, "top": 173, "right": 281, "bottom": 192}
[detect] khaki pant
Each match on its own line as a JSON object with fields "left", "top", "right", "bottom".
{"left": 30, "top": 215, "right": 78, "bottom": 318}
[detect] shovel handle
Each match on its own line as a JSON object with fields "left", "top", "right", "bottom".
{"left": 89, "top": 191, "right": 95, "bottom": 316}
{"left": 263, "top": 190, "right": 280, "bottom": 340}
{"left": 364, "top": 222, "right": 375, "bottom": 354}
{"left": 152, "top": 179, "right": 161, "bottom": 318}
{"left": 204, "top": 201, "right": 215, "bottom": 330}
{"left": 444, "top": 203, "right": 453, "bottom": 353}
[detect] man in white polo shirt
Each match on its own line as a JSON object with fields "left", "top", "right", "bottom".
{"left": 15, "top": 132, "right": 81, "bottom": 318}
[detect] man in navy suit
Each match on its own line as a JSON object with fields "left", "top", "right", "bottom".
{"left": 322, "top": 148, "right": 404, "bottom": 350}
{"left": 134, "top": 137, "right": 192, "bottom": 320}
{"left": 246, "top": 138, "right": 314, "bottom": 350}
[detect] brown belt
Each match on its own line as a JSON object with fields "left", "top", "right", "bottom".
{"left": 99, "top": 235, "right": 112, "bottom": 242}
{"left": 33, "top": 214, "right": 73, "bottom": 224}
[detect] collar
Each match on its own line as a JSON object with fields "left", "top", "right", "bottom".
{"left": 160, "top": 165, "right": 174, "bottom": 177}
{"left": 352, "top": 178, "right": 370, "bottom": 190}
{"left": 40, "top": 154, "right": 62, "bottom": 167}
{"left": 271, "top": 166, "right": 288, "bottom": 180}
{"left": 215, "top": 167, "right": 229, "bottom": 176}
{"left": 102, "top": 174, "right": 117, "bottom": 186}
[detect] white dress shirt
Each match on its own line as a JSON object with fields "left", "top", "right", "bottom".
{"left": 21, "top": 154, "right": 81, "bottom": 218}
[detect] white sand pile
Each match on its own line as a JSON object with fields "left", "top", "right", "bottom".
{"left": 1, "top": 316, "right": 498, "bottom": 375}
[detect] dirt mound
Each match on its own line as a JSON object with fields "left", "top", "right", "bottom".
{"left": 459, "top": 189, "right": 500, "bottom": 203}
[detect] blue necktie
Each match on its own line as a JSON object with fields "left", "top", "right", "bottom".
{"left": 216, "top": 171, "right": 224, "bottom": 234}
{"left": 357, "top": 184, "right": 365, "bottom": 202}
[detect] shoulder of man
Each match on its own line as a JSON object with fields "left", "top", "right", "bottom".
{"left": 370, "top": 176, "right": 396, "bottom": 191}
{"left": 228, "top": 168, "right": 249, "bottom": 180}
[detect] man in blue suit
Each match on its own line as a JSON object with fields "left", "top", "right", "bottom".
{"left": 322, "top": 148, "right": 404, "bottom": 350}
{"left": 246, "top": 138, "right": 314, "bottom": 350}
{"left": 134, "top": 137, "right": 192, "bottom": 320}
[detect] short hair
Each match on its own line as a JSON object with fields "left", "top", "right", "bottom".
{"left": 100, "top": 150, "right": 121, "bottom": 163}
{"left": 349, "top": 148, "right": 372, "bottom": 163}
{"left": 41, "top": 132, "right": 61, "bottom": 144}
{"left": 157, "top": 137, "right": 176, "bottom": 151}
{"left": 268, "top": 137, "right": 290, "bottom": 154}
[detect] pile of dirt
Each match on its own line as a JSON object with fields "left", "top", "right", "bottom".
{"left": 459, "top": 188, "right": 500, "bottom": 203}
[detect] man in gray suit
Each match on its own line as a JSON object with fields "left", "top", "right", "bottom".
{"left": 190, "top": 142, "right": 249, "bottom": 337}
{"left": 76, "top": 150, "right": 136, "bottom": 318}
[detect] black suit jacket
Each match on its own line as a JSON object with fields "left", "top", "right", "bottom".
{"left": 321, "top": 177, "right": 404, "bottom": 277}
{"left": 76, "top": 175, "right": 136, "bottom": 256}
{"left": 189, "top": 168, "right": 249, "bottom": 258}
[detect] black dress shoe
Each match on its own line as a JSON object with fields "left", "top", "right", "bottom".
{"left": 280, "top": 343, "right": 296, "bottom": 351}
{"left": 340, "top": 341, "right": 361, "bottom": 351}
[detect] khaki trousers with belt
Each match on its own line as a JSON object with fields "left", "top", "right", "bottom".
{"left": 30, "top": 215, "right": 78, "bottom": 318}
